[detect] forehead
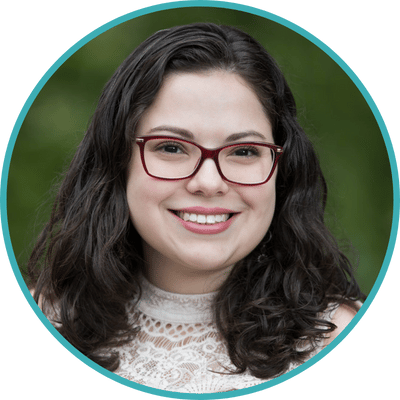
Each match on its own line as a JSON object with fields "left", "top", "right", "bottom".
{"left": 136, "top": 71, "right": 273, "bottom": 145}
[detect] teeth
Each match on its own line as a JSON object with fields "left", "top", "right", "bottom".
{"left": 206, "top": 215, "right": 216, "bottom": 224}
{"left": 177, "top": 211, "right": 230, "bottom": 224}
{"left": 189, "top": 213, "right": 197, "bottom": 222}
{"left": 197, "top": 215, "right": 207, "bottom": 224}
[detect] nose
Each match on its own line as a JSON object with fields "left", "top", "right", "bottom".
{"left": 186, "top": 159, "right": 229, "bottom": 197}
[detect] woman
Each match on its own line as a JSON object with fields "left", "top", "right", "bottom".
{"left": 28, "top": 23, "right": 363, "bottom": 392}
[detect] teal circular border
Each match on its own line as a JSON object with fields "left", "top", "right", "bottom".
{"left": 1, "top": 1, "right": 399, "bottom": 398}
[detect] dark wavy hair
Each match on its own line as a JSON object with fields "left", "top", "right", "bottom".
{"left": 28, "top": 23, "right": 363, "bottom": 379}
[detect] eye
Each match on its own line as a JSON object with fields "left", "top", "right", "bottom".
{"left": 230, "top": 145, "right": 260, "bottom": 157}
{"left": 154, "top": 141, "right": 186, "bottom": 154}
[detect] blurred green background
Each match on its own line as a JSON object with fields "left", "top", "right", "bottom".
{"left": 7, "top": 7, "right": 393, "bottom": 296}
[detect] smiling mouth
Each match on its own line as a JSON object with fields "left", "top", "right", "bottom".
{"left": 170, "top": 210, "right": 235, "bottom": 225}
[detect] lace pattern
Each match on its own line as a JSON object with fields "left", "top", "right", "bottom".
{"left": 113, "top": 278, "right": 338, "bottom": 393}
{"left": 38, "top": 276, "right": 340, "bottom": 392}
{"left": 115, "top": 311, "right": 272, "bottom": 392}
{"left": 134, "top": 277, "right": 216, "bottom": 324}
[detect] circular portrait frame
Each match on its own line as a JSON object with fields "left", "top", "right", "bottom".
{"left": 1, "top": 1, "right": 399, "bottom": 399}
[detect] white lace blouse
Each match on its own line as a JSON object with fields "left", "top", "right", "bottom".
{"left": 113, "top": 277, "right": 338, "bottom": 393}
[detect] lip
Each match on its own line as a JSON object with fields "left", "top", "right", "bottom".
{"left": 169, "top": 208, "right": 239, "bottom": 235}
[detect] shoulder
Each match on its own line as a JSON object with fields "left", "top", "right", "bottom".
{"left": 30, "top": 288, "right": 62, "bottom": 327}
{"left": 323, "top": 301, "right": 361, "bottom": 346}
{"left": 29, "top": 288, "right": 45, "bottom": 311}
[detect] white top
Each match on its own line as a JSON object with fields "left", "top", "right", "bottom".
{"left": 114, "top": 277, "right": 337, "bottom": 393}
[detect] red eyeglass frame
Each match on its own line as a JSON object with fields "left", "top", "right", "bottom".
{"left": 135, "top": 135, "right": 283, "bottom": 186}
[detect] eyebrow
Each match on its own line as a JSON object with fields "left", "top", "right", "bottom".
{"left": 148, "top": 125, "right": 194, "bottom": 140}
{"left": 146, "top": 125, "right": 268, "bottom": 143}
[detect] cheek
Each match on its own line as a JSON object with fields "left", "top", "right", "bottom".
{"left": 126, "top": 157, "right": 155, "bottom": 225}
{"left": 254, "top": 187, "right": 276, "bottom": 242}
{"left": 243, "top": 183, "right": 276, "bottom": 219}
{"left": 254, "top": 190, "right": 276, "bottom": 238}
{"left": 126, "top": 159, "right": 176, "bottom": 231}
{"left": 126, "top": 177, "right": 162, "bottom": 248}
{"left": 127, "top": 176, "right": 158, "bottom": 220}
{"left": 238, "top": 183, "right": 276, "bottom": 249}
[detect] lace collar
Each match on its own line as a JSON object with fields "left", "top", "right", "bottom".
{"left": 136, "top": 276, "right": 217, "bottom": 324}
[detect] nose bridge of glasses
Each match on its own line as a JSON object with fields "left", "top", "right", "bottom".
{"left": 193, "top": 147, "right": 223, "bottom": 180}
{"left": 200, "top": 146, "right": 220, "bottom": 161}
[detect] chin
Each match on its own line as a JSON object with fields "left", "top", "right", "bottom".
{"left": 176, "top": 254, "right": 234, "bottom": 273}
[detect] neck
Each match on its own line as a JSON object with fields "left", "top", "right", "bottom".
{"left": 143, "top": 243, "right": 233, "bottom": 294}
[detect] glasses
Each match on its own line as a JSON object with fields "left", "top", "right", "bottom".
{"left": 135, "top": 136, "right": 283, "bottom": 186}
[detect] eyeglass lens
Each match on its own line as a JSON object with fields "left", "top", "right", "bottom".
{"left": 143, "top": 138, "right": 275, "bottom": 184}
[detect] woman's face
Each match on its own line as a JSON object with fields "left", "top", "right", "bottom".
{"left": 126, "top": 71, "right": 277, "bottom": 290}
